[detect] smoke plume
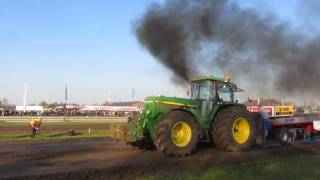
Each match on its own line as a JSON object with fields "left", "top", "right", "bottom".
{"left": 135, "top": 0, "right": 320, "bottom": 102}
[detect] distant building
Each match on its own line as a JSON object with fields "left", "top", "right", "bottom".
{"left": 55, "top": 104, "right": 82, "bottom": 111}
{"left": 244, "top": 98, "right": 293, "bottom": 106}
{"left": 0, "top": 108, "right": 4, "bottom": 116}
{"left": 80, "top": 105, "right": 141, "bottom": 117}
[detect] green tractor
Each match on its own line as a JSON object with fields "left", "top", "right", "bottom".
{"left": 121, "top": 75, "right": 256, "bottom": 156}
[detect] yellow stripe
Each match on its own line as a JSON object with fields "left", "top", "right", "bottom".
{"left": 157, "top": 101, "right": 198, "bottom": 108}
{"left": 144, "top": 101, "right": 154, "bottom": 103}
{"left": 145, "top": 100, "right": 199, "bottom": 108}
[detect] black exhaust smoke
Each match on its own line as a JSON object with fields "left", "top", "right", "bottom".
{"left": 135, "top": 0, "right": 320, "bottom": 102}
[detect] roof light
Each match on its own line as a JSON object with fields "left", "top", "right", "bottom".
{"left": 224, "top": 74, "right": 231, "bottom": 82}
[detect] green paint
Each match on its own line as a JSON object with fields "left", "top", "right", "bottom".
{"left": 191, "top": 75, "right": 227, "bottom": 82}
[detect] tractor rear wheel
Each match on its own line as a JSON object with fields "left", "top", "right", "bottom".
{"left": 154, "top": 111, "right": 199, "bottom": 157}
{"left": 212, "top": 106, "right": 256, "bottom": 152}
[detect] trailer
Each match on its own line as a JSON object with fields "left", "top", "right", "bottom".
{"left": 248, "top": 106, "right": 320, "bottom": 145}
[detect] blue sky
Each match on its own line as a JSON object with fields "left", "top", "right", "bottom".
{"left": 0, "top": 0, "right": 303, "bottom": 105}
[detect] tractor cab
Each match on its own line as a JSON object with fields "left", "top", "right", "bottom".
{"left": 190, "top": 75, "right": 243, "bottom": 116}
{"left": 190, "top": 75, "right": 243, "bottom": 103}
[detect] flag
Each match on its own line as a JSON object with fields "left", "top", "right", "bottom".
{"left": 305, "top": 98, "right": 307, "bottom": 108}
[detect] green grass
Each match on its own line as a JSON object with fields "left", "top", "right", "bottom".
{"left": 0, "top": 130, "right": 113, "bottom": 141}
{"left": 142, "top": 155, "right": 320, "bottom": 180}
{"left": 0, "top": 121, "right": 125, "bottom": 141}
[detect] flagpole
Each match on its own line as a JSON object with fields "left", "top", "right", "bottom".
{"left": 64, "top": 83, "right": 68, "bottom": 121}
{"left": 131, "top": 88, "right": 135, "bottom": 107}
{"left": 23, "top": 81, "right": 28, "bottom": 114}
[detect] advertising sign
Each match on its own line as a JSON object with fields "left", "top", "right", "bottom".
{"left": 275, "top": 106, "right": 294, "bottom": 116}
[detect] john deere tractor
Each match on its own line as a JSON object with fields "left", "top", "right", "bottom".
{"left": 122, "top": 75, "right": 256, "bottom": 156}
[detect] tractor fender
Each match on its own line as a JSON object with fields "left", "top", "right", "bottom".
{"left": 170, "top": 108, "right": 198, "bottom": 123}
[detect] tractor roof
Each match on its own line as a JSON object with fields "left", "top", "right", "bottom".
{"left": 191, "top": 75, "right": 229, "bottom": 83}
{"left": 191, "top": 75, "right": 244, "bottom": 92}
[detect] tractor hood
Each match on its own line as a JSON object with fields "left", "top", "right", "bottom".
{"left": 144, "top": 96, "right": 200, "bottom": 109}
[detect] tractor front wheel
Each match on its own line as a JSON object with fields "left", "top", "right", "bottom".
{"left": 154, "top": 111, "right": 199, "bottom": 157}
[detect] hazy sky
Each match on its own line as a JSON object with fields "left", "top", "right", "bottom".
{"left": 0, "top": 0, "right": 307, "bottom": 105}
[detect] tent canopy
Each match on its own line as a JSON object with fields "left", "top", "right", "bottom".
{"left": 81, "top": 106, "right": 140, "bottom": 112}
{"left": 16, "top": 106, "right": 44, "bottom": 112}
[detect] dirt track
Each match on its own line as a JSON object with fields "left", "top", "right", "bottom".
{"left": 1, "top": 138, "right": 320, "bottom": 180}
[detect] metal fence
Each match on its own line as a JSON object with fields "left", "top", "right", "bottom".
{"left": 0, "top": 116, "right": 128, "bottom": 123}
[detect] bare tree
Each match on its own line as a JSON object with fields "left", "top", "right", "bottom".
{"left": 2, "top": 98, "right": 9, "bottom": 106}
{"left": 39, "top": 101, "right": 49, "bottom": 108}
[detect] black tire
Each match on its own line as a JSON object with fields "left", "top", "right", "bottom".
{"left": 212, "top": 106, "right": 256, "bottom": 152}
{"left": 273, "top": 127, "right": 289, "bottom": 145}
{"left": 128, "top": 137, "right": 156, "bottom": 150}
{"left": 251, "top": 112, "right": 265, "bottom": 146}
{"left": 154, "top": 111, "right": 200, "bottom": 157}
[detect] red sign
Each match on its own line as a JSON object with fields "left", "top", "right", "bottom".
{"left": 247, "top": 106, "right": 274, "bottom": 117}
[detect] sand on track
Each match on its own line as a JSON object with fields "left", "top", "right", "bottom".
{"left": 1, "top": 138, "right": 320, "bottom": 180}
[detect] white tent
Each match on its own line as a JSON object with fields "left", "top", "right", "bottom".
{"left": 16, "top": 106, "right": 44, "bottom": 113}
{"left": 81, "top": 106, "right": 140, "bottom": 112}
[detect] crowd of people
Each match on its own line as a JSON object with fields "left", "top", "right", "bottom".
{"left": 0, "top": 108, "right": 141, "bottom": 117}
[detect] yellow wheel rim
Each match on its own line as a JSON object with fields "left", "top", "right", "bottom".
{"left": 232, "top": 117, "right": 250, "bottom": 144}
{"left": 171, "top": 122, "right": 192, "bottom": 147}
